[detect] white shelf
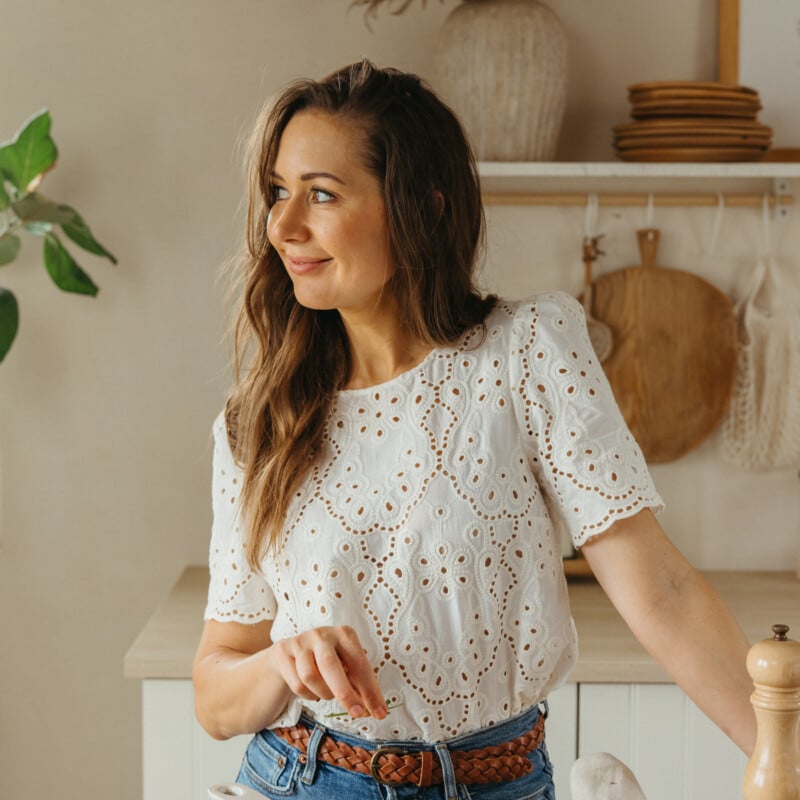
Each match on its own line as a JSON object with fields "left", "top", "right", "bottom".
{"left": 478, "top": 161, "right": 800, "bottom": 178}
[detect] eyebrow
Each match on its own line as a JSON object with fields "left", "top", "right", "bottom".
{"left": 271, "top": 170, "right": 346, "bottom": 185}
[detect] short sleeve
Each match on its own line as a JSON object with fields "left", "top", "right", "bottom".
{"left": 509, "top": 293, "right": 664, "bottom": 548}
{"left": 204, "top": 412, "right": 278, "bottom": 623}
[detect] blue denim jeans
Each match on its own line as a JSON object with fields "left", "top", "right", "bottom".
{"left": 236, "top": 704, "right": 555, "bottom": 800}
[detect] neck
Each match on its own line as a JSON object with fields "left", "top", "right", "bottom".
{"left": 340, "top": 309, "right": 431, "bottom": 390}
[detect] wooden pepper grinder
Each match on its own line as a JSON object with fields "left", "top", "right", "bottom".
{"left": 743, "top": 624, "right": 800, "bottom": 799}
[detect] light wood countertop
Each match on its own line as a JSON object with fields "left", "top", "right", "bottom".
{"left": 124, "top": 566, "right": 800, "bottom": 682}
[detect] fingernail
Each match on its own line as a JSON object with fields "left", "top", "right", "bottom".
{"left": 373, "top": 706, "right": 388, "bottom": 720}
{"left": 349, "top": 704, "right": 365, "bottom": 718}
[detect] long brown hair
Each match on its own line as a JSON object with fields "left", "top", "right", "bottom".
{"left": 226, "top": 60, "right": 496, "bottom": 568}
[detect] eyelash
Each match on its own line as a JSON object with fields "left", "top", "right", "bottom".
{"left": 269, "top": 184, "right": 288, "bottom": 204}
{"left": 311, "top": 187, "right": 336, "bottom": 203}
{"left": 268, "top": 184, "right": 336, "bottom": 204}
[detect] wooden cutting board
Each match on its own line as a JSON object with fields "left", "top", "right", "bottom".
{"left": 590, "top": 229, "right": 738, "bottom": 463}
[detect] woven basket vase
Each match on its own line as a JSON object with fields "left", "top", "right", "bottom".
{"left": 434, "top": 0, "right": 568, "bottom": 161}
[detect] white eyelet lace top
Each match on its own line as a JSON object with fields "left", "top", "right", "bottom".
{"left": 204, "top": 292, "right": 663, "bottom": 743}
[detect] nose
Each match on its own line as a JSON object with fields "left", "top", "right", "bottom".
{"left": 267, "top": 196, "right": 309, "bottom": 245}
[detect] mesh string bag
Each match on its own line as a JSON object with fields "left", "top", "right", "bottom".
{"left": 720, "top": 197, "right": 800, "bottom": 470}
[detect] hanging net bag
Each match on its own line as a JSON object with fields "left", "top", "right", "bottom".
{"left": 720, "top": 196, "right": 800, "bottom": 470}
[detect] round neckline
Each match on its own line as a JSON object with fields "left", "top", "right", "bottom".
{"left": 337, "top": 344, "right": 445, "bottom": 398}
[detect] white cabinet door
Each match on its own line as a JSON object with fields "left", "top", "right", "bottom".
{"left": 545, "top": 683, "right": 578, "bottom": 800}
{"left": 577, "top": 684, "right": 747, "bottom": 800}
{"left": 142, "top": 680, "right": 248, "bottom": 800}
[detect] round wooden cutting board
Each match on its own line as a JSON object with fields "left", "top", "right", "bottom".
{"left": 590, "top": 229, "right": 738, "bottom": 463}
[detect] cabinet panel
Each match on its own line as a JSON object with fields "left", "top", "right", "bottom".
{"left": 142, "top": 681, "right": 194, "bottom": 800}
{"left": 142, "top": 680, "right": 249, "bottom": 800}
{"left": 578, "top": 684, "right": 746, "bottom": 800}
{"left": 546, "top": 684, "right": 578, "bottom": 800}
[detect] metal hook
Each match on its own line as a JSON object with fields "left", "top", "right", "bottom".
{"left": 582, "top": 234, "right": 605, "bottom": 262}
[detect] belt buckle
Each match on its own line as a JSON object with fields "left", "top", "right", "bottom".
{"left": 369, "top": 746, "right": 409, "bottom": 787}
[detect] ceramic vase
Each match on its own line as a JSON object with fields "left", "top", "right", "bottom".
{"left": 434, "top": 0, "right": 568, "bottom": 161}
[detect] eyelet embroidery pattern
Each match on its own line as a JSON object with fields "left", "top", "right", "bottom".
{"left": 206, "top": 428, "right": 278, "bottom": 622}
{"left": 205, "top": 292, "right": 662, "bottom": 742}
{"left": 509, "top": 295, "right": 662, "bottom": 546}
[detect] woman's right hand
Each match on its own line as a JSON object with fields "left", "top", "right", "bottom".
{"left": 193, "top": 619, "right": 387, "bottom": 740}
{"left": 267, "top": 625, "right": 388, "bottom": 720}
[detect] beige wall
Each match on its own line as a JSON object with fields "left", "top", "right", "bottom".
{"left": 0, "top": 1, "right": 797, "bottom": 797}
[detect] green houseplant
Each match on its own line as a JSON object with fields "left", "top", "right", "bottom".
{"left": 0, "top": 110, "right": 116, "bottom": 362}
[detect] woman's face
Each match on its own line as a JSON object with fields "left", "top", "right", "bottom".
{"left": 267, "top": 110, "right": 394, "bottom": 319}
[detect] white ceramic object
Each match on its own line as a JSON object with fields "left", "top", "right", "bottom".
{"left": 570, "top": 752, "right": 648, "bottom": 800}
{"left": 434, "top": 0, "right": 568, "bottom": 161}
{"left": 208, "top": 784, "right": 264, "bottom": 800}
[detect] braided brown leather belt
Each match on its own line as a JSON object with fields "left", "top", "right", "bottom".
{"left": 272, "top": 714, "right": 545, "bottom": 787}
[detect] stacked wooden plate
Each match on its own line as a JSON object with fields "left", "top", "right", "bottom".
{"left": 613, "top": 81, "right": 772, "bottom": 162}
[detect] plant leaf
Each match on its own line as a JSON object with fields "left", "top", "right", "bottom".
{"left": 0, "top": 179, "right": 9, "bottom": 210}
{"left": 13, "top": 193, "right": 117, "bottom": 263}
{"left": 62, "top": 209, "right": 117, "bottom": 264}
{"left": 11, "top": 192, "right": 75, "bottom": 225}
{"left": 24, "top": 221, "right": 53, "bottom": 236}
{"left": 0, "top": 233, "right": 21, "bottom": 266}
{"left": 0, "top": 149, "right": 12, "bottom": 186}
{"left": 0, "top": 287, "right": 19, "bottom": 362}
{"left": 43, "top": 233, "right": 98, "bottom": 296}
{"left": 0, "top": 110, "right": 58, "bottom": 192}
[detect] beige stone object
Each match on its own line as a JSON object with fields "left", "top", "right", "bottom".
{"left": 434, "top": 0, "right": 568, "bottom": 161}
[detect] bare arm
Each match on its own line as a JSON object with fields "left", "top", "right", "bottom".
{"left": 192, "top": 620, "right": 388, "bottom": 740}
{"left": 581, "top": 508, "right": 756, "bottom": 756}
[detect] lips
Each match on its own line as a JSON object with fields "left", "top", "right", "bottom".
{"left": 286, "top": 256, "right": 332, "bottom": 275}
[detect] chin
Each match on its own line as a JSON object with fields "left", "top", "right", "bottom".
{"left": 292, "top": 291, "right": 337, "bottom": 312}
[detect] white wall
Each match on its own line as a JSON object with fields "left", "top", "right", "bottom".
{"left": 0, "top": 1, "right": 797, "bottom": 798}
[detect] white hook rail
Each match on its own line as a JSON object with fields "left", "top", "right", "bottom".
{"left": 482, "top": 191, "right": 793, "bottom": 209}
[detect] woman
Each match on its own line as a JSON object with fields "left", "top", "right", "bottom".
{"left": 193, "top": 61, "right": 755, "bottom": 799}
